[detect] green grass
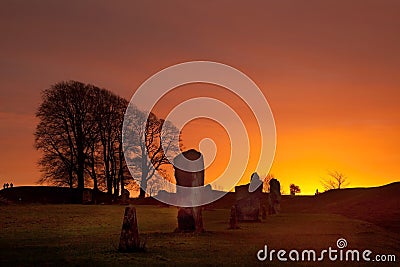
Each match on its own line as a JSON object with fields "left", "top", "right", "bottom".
{"left": 0, "top": 205, "right": 398, "bottom": 266}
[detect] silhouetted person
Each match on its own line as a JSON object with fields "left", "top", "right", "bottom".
{"left": 5, "top": 183, "right": 9, "bottom": 188}
{"left": 10, "top": 182, "right": 13, "bottom": 188}
{"left": 3, "top": 183, "right": 5, "bottom": 189}
{"left": 315, "top": 189, "right": 319, "bottom": 195}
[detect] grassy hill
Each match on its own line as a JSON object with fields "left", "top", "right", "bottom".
{"left": 282, "top": 182, "right": 400, "bottom": 233}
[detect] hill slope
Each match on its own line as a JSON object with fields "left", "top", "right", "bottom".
{"left": 0, "top": 186, "right": 113, "bottom": 204}
{"left": 283, "top": 182, "right": 400, "bottom": 232}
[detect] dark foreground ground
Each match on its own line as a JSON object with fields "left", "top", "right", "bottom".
{"left": 0, "top": 205, "right": 399, "bottom": 266}
{"left": 0, "top": 183, "right": 399, "bottom": 266}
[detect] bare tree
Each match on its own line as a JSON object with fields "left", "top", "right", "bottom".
{"left": 262, "top": 173, "right": 274, "bottom": 192}
{"left": 35, "top": 115, "right": 76, "bottom": 188}
{"left": 123, "top": 106, "right": 180, "bottom": 198}
{"left": 147, "top": 171, "right": 170, "bottom": 197}
{"left": 321, "top": 171, "right": 350, "bottom": 190}
{"left": 35, "top": 81, "right": 99, "bottom": 190}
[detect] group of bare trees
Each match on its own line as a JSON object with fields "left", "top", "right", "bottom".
{"left": 35, "top": 80, "right": 179, "bottom": 197}
{"left": 35, "top": 81, "right": 128, "bottom": 195}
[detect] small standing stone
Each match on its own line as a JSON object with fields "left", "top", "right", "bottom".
{"left": 229, "top": 205, "right": 239, "bottom": 229}
{"left": 119, "top": 207, "right": 141, "bottom": 252}
{"left": 268, "top": 178, "right": 281, "bottom": 215}
{"left": 261, "top": 204, "right": 267, "bottom": 220}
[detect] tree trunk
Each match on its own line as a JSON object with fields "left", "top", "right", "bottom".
{"left": 138, "top": 161, "right": 148, "bottom": 198}
{"left": 77, "top": 168, "right": 84, "bottom": 190}
{"left": 118, "top": 143, "right": 125, "bottom": 195}
{"left": 76, "top": 143, "right": 85, "bottom": 190}
{"left": 139, "top": 184, "right": 146, "bottom": 198}
{"left": 93, "top": 175, "right": 98, "bottom": 191}
{"left": 119, "top": 169, "right": 124, "bottom": 194}
{"left": 114, "top": 177, "right": 120, "bottom": 197}
{"left": 68, "top": 169, "right": 73, "bottom": 189}
{"left": 105, "top": 157, "right": 112, "bottom": 195}
{"left": 91, "top": 157, "right": 98, "bottom": 191}
{"left": 76, "top": 123, "right": 85, "bottom": 190}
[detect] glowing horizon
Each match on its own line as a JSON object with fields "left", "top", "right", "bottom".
{"left": 0, "top": 1, "right": 399, "bottom": 195}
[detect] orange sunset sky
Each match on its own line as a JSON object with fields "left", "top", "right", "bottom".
{"left": 0, "top": 1, "right": 399, "bottom": 195}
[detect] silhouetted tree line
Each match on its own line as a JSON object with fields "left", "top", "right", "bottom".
{"left": 35, "top": 81, "right": 128, "bottom": 196}
{"left": 35, "top": 80, "right": 180, "bottom": 197}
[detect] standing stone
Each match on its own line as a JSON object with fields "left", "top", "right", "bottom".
{"left": 177, "top": 208, "right": 196, "bottom": 231}
{"left": 229, "top": 205, "right": 239, "bottom": 229}
{"left": 174, "top": 149, "right": 204, "bottom": 233}
{"left": 261, "top": 204, "right": 267, "bottom": 220}
{"left": 119, "top": 207, "right": 141, "bottom": 252}
{"left": 268, "top": 178, "right": 281, "bottom": 215}
{"left": 234, "top": 173, "right": 263, "bottom": 221}
{"left": 235, "top": 184, "right": 263, "bottom": 221}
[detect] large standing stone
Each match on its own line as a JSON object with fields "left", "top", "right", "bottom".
{"left": 235, "top": 183, "right": 263, "bottom": 221}
{"left": 268, "top": 178, "right": 281, "bottom": 214}
{"left": 174, "top": 149, "right": 204, "bottom": 233}
{"left": 119, "top": 207, "right": 142, "bottom": 252}
{"left": 234, "top": 172, "right": 263, "bottom": 221}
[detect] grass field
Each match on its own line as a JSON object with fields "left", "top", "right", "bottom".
{"left": 0, "top": 205, "right": 398, "bottom": 266}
